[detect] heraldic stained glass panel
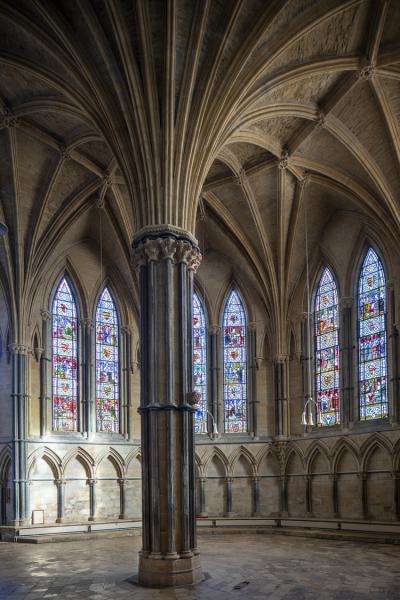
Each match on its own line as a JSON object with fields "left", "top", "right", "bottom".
{"left": 52, "top": 278, "right": 78, "bottom": 431}
{"left": 358, "top": 248, "right": 388, "bottom": 419}
{"left": 96, "top": 288, "right": 120, "bottom": 432}
{"left": 193, "top": 292, "right": 207, "bottom": 434}
{"left": 314, "top": 267, "right": 340, "bottom": 426}
{"left": 223, "top": 290, "right": 247, "bottom": 433}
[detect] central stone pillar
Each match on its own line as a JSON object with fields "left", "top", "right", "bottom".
{"left": 132, "top": 225, "right": 202, "bottom": 587}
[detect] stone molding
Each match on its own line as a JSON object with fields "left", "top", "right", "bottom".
{"left": 133, "top": 224, "right": 198, "bottom": 247}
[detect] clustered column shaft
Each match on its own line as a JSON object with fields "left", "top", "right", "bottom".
{"left": 132, "top": 226, "right": 202, "bottom": 587}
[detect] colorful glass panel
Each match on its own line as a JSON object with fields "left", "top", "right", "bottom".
{"left": 52, "top": 278, "right": 78, "bottom": 431}
{"left": 96, "top": 288, "right": 120, "bottom": 432}
{"left": 358, "top": 248, "right": 387, "bottom": 419}
{"left": 314, "top": 267, "right": 340, "bottom": 426}
{"left": 223, "top": 290, "right": 247, "bottom": 433}
{"left": 193, "top": 292, "right": 208, "bottom": 434}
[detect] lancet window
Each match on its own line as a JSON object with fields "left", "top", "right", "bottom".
{"left": 193, "top": 292, "right": 208, "bottom": 434}
{"left": 223, "top": 290, "right": 247, "bottom": 433}
{"left": 95, "top": 288, "right": 120, "bottom": 432}
{"left": 314, "top": 267, "right": 340, "bottom": 426}
{"left": 52, "top": 278, "right": 78, "bottom": 431}
{"left": 358, "top": 248, "right": 388, "bottom": 420}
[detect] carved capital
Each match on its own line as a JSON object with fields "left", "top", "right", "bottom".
{"left": 187, "top": 391, "right": 201, "bottom": 406}
{"left": 248, "top": 321, "right": 257, "bottom": 332}
{"left": 132, "top": 234, "right": 201, "bottom": 271}
{"left": 40, "top": 309, "right": 51, "bottom": 321}
{"left": 274, "top": 353, "right": 288, "bottom": 364}
{"left": 121, "top": 325, "right": 132, "bottom": 336}
{"left": 339, "top": 297, "right": 354, "bottom": 310}
{"left": 55, "top": 479, "right": 67, "bottom": 487}
{"left": 9, "top": 343, "right": 30, "bottom": 355}
{"left": 143, "top": 239, "right": 160, "bottom": 262}
{"left": 159, "top": 237, "right": 176, "bottom": 261}
{"left": 80, "top": 318, "right": 93, "bottom": 330}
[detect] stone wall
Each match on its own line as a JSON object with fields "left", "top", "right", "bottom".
{"left": 195, "top": 431, "right": 400, "bottom": 521}
{"left": 27, "top": 443, "right": 142, "bottom": 524}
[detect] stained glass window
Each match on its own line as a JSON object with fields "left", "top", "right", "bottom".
{"left": 193, "top": 292, "right": 208, "bottom": 434}
{"left": 314, "top": 267, "right": 340, "bottom": 426}
{"left": 95, "top": 288, "right": 120, "bottom": 433}
{"left": 223, "top": 290, "right": 247, "bottom": 433}
{"left": 358, "top": 248, "right": 388, "bottom": 420}
{"left": 52, "top": 278, "right": 78, "bottom": 431}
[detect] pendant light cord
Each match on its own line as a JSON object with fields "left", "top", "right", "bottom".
{"left": 305, "top": 199, "right": 312, "bottom": 401}
{"left": 99, "top": 202, "right": 103, "bottom": 288}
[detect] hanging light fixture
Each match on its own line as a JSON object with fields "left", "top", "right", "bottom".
{"left": 301, "top": 193, "right": 316, "bottom": 428}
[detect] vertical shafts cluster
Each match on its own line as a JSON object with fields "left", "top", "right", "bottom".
{"left": 132, "top": 225, "right": 202, "bottom": 587}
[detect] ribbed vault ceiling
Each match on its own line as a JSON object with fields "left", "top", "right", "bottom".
{"left": 0, "top": 0, "right": 399, "bottom": 346}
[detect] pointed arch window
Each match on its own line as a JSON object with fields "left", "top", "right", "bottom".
{"left": 95, "top": 288, "right": 120, "bottom": 433}
{"left": 193, "top": 292, "right": 208, "bottom": 434}
{"left": 52, "top": 278, "right": 78, "bottom": 431}
{"left": 223, "top": 290, "right": 247, "bottom": 433}
{"left": 314, "top": 267, "right": 340, "bottom": 426}
{"left": 358, "top": 248, "right": 388, "bottom": 420}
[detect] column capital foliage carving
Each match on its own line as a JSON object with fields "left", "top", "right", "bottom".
{"left": 274, "top": 353, "right": 288, "bottom": 364}
{"left": 40, "top": 309, "right": 52, "bottom": 321}
{"left": 339, "top": 297, "right": 354, "bottom": 310}
{"left": 80, "top": 318, "right": 93, "bottom": 329}
{"left": 132, "top": 229, "right": 202, "bottom": 273}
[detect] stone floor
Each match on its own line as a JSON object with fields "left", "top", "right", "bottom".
{"left": 0, "top": 534, "right": 399, "bottom": 599}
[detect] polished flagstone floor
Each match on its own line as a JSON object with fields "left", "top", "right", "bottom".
{"left": 0, "top": 534, "right": 399, "bottom": 599}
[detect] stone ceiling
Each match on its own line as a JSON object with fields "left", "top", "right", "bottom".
{"left": 0, "top": 0, "right": 399, "bottom": 342}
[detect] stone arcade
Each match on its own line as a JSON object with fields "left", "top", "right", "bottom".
{"left": 0, "top": 0, "right": 399, "bottom": 592}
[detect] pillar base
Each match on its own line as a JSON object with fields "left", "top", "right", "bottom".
{"left": 138, "top": 554, "right": 202, "bottom": 587}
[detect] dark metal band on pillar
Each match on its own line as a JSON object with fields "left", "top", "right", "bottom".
{"left": 132, "top": 225, "right": 202, "bottom": 587}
